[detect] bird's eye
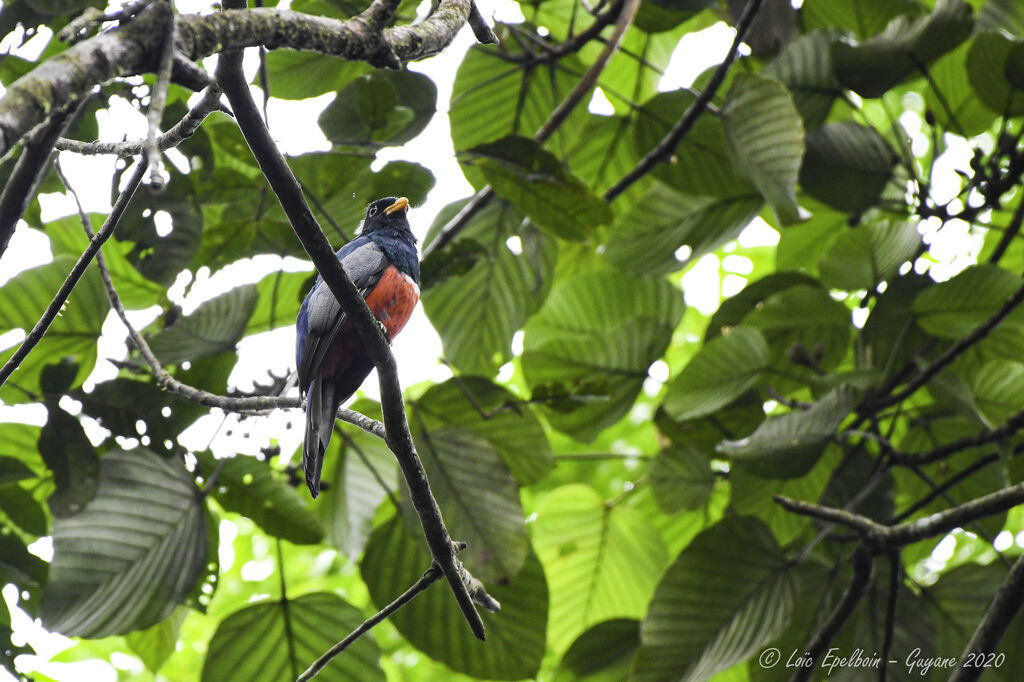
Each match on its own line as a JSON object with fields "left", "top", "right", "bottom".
{"left": 368, "top": 205, "right": 378, "bottom": 217}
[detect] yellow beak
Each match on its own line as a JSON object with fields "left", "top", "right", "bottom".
{"left": 384, "top": 197, "right": 409, "bottom": 215}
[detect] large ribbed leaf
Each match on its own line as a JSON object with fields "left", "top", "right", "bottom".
{"left": 799, "top": 122, "right": 896, "bottom": 214}
{"left": 196, "top": 452, "right": 323, "bottom": 545}
{"left": 817, "top": 219, "right": 921, "bottom": 290}
{"left": 449, "top": 43, "right": 588, "bottom": 163}
{"left": 925, "top": 563, "right": 1008, "bottom": 659}
{"left": 532, "top": 485, "right": 667, "bottom": 653}
{"left": 632, "top": 516, "right": 795, "bottom": 682}
{"left": 407, "top": 426, "right": 527, "bottom": 583}
{"left": 37, "top": 405, "right": 99, "bottom": 518}
{"left": 413, "top": 376, "right": 553, "bottom": 484}
{"left": 201, "top": 592, "right": 384, "bottom": 682}
{"left": 522, "top": 270, "right": 685, "bottom": 441}
{"left": 361, "top": 516, "right": 547, "bottom": 679}
{"left": 245, "top": 270, "right": 312, "bottom": 335}
{"left": 650, "top": 444, "right": 714, "bottom": 513}
{"left": 913, "top": 265, "right": 1024, "bottom": 360}
{"left": 764, "top": 30, "right": 841, "bottom": 128}
{"left": 421, "top": 199, "right": 556, "bottom": 376}
{"left": 926, "top": 40, "right": 1000, "bottom": 137}
{"left": 663, "top": 327, "right": 769, "bottom": 421}
{"left": 722, "top": 74, "right": 805, "bottom": 225}
{"left": 319, "top": 415, "right": 398, "bottom": 560}
{"left": 978, "top": 0, "right": 1024, "bottom": 37}
{"left": 718, "top": 385, "right": 858, "bottom": 478}
{"left": 0, "top": 255, "right": 107, "bottom": 404}
{"left": 147, "top": 285, "right": 258, "bottom": 365}
{"left": 632, "top": 90, "right": 753, "bottom": 198}
{"left": 603, "top": 183, "right": 763, "bottom": 276}
{"left": 832, "top": 0, "right": 974, "bottom": 98}
{"left": 553, "top": 619, "right": 640, "bottom": 682}
{"left": 459, "top": 137, "right": 612, "bottom": 240}
{"left": 40, "top": 449, "right": 206, "bottom": 638}
{"left": 801, "top": 0, "right": 919, "bottom": 39}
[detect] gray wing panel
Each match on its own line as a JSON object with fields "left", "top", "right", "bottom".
{"left": 298, "top": 240, "right": 388, "bottom": 388}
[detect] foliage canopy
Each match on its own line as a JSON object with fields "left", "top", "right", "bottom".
{"left": 3, "top": 0, "right": 1024, "bottom": 680}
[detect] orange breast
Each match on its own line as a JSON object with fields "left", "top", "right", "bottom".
{"left": 365, "top": 265, "right": 420, "bottom": 340}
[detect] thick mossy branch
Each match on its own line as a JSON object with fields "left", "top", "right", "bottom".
{"left": 0, "top": 0, "right": 473, "bottom": 158}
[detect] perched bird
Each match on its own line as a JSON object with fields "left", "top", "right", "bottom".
{"left": 295, "top": 196, "right": 420, "bottom": 497}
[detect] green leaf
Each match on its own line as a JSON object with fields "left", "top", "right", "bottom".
{"left": 832, "top": 0, "right": 974, "bottom": 98}
{"left": 631, "top": 516, "right": 795, "bottom": 682}
{"left": 817, "top": 219, "right": 921, "bottom": 290}
{"left": 522, "top": 270, "right": 685, "bottom": 441}
{"left": 147, "top": 285, "right": 258, "bottom": 365}
{"left": 913, "top": 265, "right": 1024, "bottom": 358}
{"left": 459, "top": 136, "right": 612, "bottom": 240}
{"left": 632, "top": 90, "right": 753, "bottom": 198}
{"left": 41, "top": 449, "right": 207, "bottom": 638}
{"left": 361, "top": 516, "right": 547, "bottom": 680}
{"left": 0, "top": 255, "right": 107, "bottom": 404}
{"left": 566, "top": 115, "right": 645, "bottom": 199}
{"left": 263, "top": 49, "right": 369, "bottom": 100}
{"left": 0, "top": 483, "right": 48, "bottom": 536}
{"left": 245, "top": 270, "right": 313, "bottom": 335}
{"left": 925, "top": 39, "right": 1000, "bottom": 137}
{"left": 967, "top": 32, "right": 1024, "bottom": 117}
{"left": 977, "top": 0, "right": 1024, "bottom": 38}
{"left": 722, "top": 73, "right": 805, "bottom": 225}
{"left": 318, "top": 70, "right": 437, "bottom": 147}
{"left": 554, "top": 619, "right": 640, "bottom": 682}
{"left": 201, "top": 592, "right": 384, "bottom": 682}
{"left": 38, "top": 405, "right": 99, "bottom": 518}
{"left": 126, "top": 607, "right": 187, "bottom": 674}
{"left": 413, "top": 376, "right": 554, "bottom": 485}
{"left": 603, "top": 183, "right": 763, "bottom": 276}
{"left": 407, "top": 426, "right": 527, "bottom": 583}
{"left": 968, "top": 360, "right": 1024, "bottom": 426}
{"left": 861, "top": 273, "right": 932, "bottom": 381}
{"left": 319, "top": 418, "right": 398, "bottom": 559}
{"left": 533, "top": 485, "right": 667, "bottom": 654}
{"left": 663, "top": 327, "right": 769, "bottom": 421}
{"left": 0, "top": 529, "right": 47, "bottom": 589}
{"left": 0, "top": 456, "right": 36, "bottom": 486}
{"left": 800, "top": 0, "right": 920, "bottom": 39}
{"left": 925, "top": 563, "right": 1008, "bottom": 660}
{"left": 650, "top": 444, "right": 714, "bottom": 513}
{"left": 196, "top": 452, "right": 323, "bottom": 545}
{"left": 799, "top": 122, "right": 896, "bottom": 214}
{"left": 421, "top": 199, "right": 557, "bottom": 376}
{"left": 764, "top": 30, "right": 842, "bottom": 128}
{"left": 718, "top": 385, "right": 858, "bottom": 478}
{"left": 449, "top": 44, "right": 589, "bottom": 161}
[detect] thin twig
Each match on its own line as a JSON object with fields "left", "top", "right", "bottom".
{"left": 0, "top": 159, "right": 148, "bottom": 391}
{"left": 888, "top": 453, "right": 1001, "bottom": 523}
{"left": 145, "top": 0, "right": 176, "bottom": 189}
{"left": 987, "top": 196, "right": 1024, "bottom": 264}
{"left": 602, "top": 0, "right": 764, "bottom": 201}
{"left": 296, "top": 565, "right": 443, "bottom": 681}
{"left": 879, "top": 551, "right": 900, "bottom": 682}
{"left": 56, "top": 85, "right": 223, "bottom": 156}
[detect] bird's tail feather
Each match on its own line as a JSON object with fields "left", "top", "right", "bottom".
{"left": 303, "top": 376, "right": 339, "bottom": 498}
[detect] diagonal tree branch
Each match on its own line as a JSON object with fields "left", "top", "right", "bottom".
{"left": 215, "top": 31, "right": 491, "bottom": 640}
{"left": 602, "top": 0, "right": 766, "bottom": 201}
{"left": 949, "top": 551, "right": 1024, "bottom": 682}
{"left": 145, "top": 0, "right": 176, "bottom": 188}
